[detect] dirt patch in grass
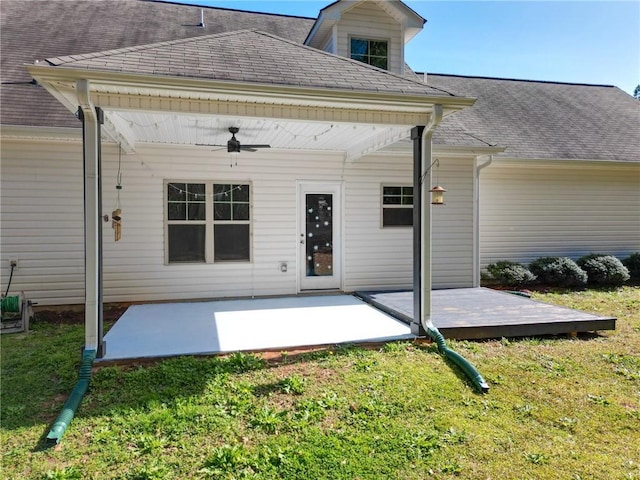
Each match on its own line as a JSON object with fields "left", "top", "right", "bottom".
{"left": 33, "top": 304, "right": 128, "bottom": 326}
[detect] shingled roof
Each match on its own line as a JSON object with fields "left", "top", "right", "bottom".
{"left": 43, "top": 29, "right": 456, "bottom": 98}
{"left": 1, "top": 0, "right": 316, "bottom": 127}
{"left": 429, "top": 74, "right": 640, "bottom": 162}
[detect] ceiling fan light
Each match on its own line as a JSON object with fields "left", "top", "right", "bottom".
{"left": 227, "top": 137, "right": 241, "bottom": 153}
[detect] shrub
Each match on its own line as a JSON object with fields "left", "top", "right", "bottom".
{"left": 485, "top": 261, "right": 536, "bottom": 287}
{"left": 529, "top": 257, "right": 587, "bottom": 287}
{"left": 622, "top": 253, "right": 640, "bottom": 282}
{"left": 577, "top": 254, "right": 630, "bottom": 287}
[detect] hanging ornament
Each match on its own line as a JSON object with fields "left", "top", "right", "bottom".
{"left": 113, "top": 143, "right": 124, "bottom": 242}
{"left": 112, "top": 208, "right": 122, "bottom": 241}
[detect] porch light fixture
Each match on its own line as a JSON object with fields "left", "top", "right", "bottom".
{"left": 429, "top": 185, "right": 447, "bottom": 205}
{"left": 421, "top": 158, "right": 446, "bottom": 205}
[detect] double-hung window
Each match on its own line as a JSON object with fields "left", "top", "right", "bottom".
{"left": 350, "top": 37, "right": 388, "bottom": 70}
{"left": 166, "top": 182, "right": 251, "bottom": 263}
{"left": 382, "top": 185, "right": 413, "bottom": 227}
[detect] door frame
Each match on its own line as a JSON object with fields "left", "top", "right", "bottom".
{"left": 297, "top": 181, "right": 344, "bottom": 292}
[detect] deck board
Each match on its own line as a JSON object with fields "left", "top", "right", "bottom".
{"left": 355, "top": 288, "right": 616, "bottom": 340}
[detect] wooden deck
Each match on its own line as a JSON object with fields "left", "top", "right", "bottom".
{"left": 355, "top": 288, "right": 616, "bottom": 340}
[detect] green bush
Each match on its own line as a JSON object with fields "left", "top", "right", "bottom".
{"left": 622, "top": 253, "right": 640, "bottom": 282}
{"left": 529, "top": 257, "right": 587, "bottom": 287}
{"left": 485, "top": 261, "right": 536, "bottom": 287}
{"left": 577, "top": 254, "right": 630, "bottom": 287}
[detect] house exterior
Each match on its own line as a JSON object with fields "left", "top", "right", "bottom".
{"left": 1, "top": 0, "right": 639, "bottom": 311}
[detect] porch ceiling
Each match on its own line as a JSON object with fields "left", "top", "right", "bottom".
{"left": 27, "top": 69, "right": 468, "bottom": 160}
{"left": 110, "top": 111, "right": 412, "bottom": 159}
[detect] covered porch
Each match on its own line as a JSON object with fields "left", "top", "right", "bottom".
{"left": 28, "top": 29, "right": 477, "bottom": 359}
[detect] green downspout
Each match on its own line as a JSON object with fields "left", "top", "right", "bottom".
{"left": 425, "top": 325, "right": 489, "bottom": 393}
{"left": 46, "top": 349, "right": 96, "bottom": 444}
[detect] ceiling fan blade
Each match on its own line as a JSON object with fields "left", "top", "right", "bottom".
{"left": 240, "top": 144, "right": 271, "bottom": 150}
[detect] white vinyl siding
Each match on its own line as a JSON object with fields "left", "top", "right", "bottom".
{"left": 344, "top": 156, "right": 476, "bottom": 291}
{"left": 1, "top": 136, "right": 475, "bottom": 306}
{"left": 479, "top": 160, "right": 640, "bottom": 268}
{"left": 336, "top": 2, "right": 403, "bottom": 74}
{"left": 0, "top": 138, "right": 85, "bottom": 304}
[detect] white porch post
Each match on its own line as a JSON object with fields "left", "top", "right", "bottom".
{"left": 77, "top": 79, "right": 104, "bottom": 356}
{"left": 412, "top": 105, "right": 443, "bottom": 335}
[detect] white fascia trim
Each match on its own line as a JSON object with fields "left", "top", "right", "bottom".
{"left": 490, "top": 156, "right": 640, "bottom": 166}
{"left": 26, "top": 65, "right": 475, "bottom": 115}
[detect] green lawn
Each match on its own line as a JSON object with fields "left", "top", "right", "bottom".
{"left": 2, "top": 287, "right": 639, "bottom": 479}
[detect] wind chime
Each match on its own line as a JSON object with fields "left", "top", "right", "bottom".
{"left": 112, "top": 144, "right": 123, "bottom": 241}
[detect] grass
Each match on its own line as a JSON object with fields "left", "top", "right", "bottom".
{"left": 1, "top": 287, "right": 639, "bottom": 479}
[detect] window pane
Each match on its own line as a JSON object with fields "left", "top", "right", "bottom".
{"left": 214, "top": 184, "right": 231, "bottom": 198}
{"left": 371, "top": 57, "right": 388, "bottom": 70}
{"left": 383, "top": 186, "right": 401, "bottom": 196}
{"left": 189, "top": 183, "right": 205, "bottom": 198}
{"left": 167, "top": 183, "right": 186, "bottom": 202}
{"left": 214, "top": 224, "right": 250, "bottom": 261}
{"left": 383, "top": 196, "right": 401, "bottom": 205}
{"left": 351, "top": 38, "right": 368, "bottom": 56}
{"left": 370, "top": 41, "right": 387, "bottom": 57}
{"left": 233, "top": 184, "right": 250, "bottom": 202}
{"left": 403, "top": 187, "right": 413, "bottom": 196}
{"left": 214, "top": 203, "right": 231, "bottom": 221}
{"left": 402, "top": 195, "right": 414, "bottom": 205}
{"left": 168, "top": 224, "right": 205, "bottom": 262}
{"left": 383, "top": 207, "right": 413, "bottom": 227}
{"left": 233, "top": 204, "right": 249, "bottom": 221}
{"left": 188, "top": 203, "right": 205, "bottom": 221}
{"left": 168, "top": 203, "right": 186, "bottom": 221}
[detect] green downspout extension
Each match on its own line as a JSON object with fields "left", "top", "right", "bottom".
{"left": 425, "top": 325, "right": 489, "bottom": 393}
{"left": 46, "top": 349, "right": 96, "bottom": 444}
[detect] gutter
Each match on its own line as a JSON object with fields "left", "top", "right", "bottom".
{"left": 473, "top": 155, "right": 494, "bottom": 287}
{"left": 415, "top": 109, "right": 489, "bottom": 393}
{"left": 25, "top": 64, "right": 476, "bottom": 113}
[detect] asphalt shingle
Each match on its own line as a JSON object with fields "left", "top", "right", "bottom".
{"left": 429, "top": 74, "right": 640, "bottom": 162}
{"left": 1, "top": 0, "right": 316, "bottom": 126}
{"left": 43, "top": 30, "right": 456, "bottom": 98}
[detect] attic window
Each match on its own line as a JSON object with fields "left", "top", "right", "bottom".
{"left": 350, "top": 38, "right": 388, "bottom": 70}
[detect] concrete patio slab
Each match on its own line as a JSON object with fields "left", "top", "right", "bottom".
{"left": 99, "top": 295, "right": 413, "bottom": 362}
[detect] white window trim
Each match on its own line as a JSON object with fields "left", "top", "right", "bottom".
{"left": 164, "top": 180, "right": 253, "bottom": 265}
{"left": 380, "top": 183, "right": 413, "bottom": 228}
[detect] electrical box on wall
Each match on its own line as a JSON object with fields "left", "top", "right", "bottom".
{"left": 279, "top": 262, "right": 288, "bottom": 273}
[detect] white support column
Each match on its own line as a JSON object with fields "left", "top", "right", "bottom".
{"left": 77, "top": 79, "right": 103, "bottom": 355}
{"left": 420, "top": 105, "right": 443, "bottom": 329}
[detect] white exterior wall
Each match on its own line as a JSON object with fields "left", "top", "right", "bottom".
{"left": 343, "top": 155, "right": 475, "bottom": 291}
{"left": 479, "top": 160, "right": 640, "bottom": 267}
{"left": 1, "top": 137, "right": 476, "bottom": 306}
{"left": 335, "top": 2, "right": 403, "bottom": 74}
{"left": 0, "top": 138, "right": 85, "bottom": 304}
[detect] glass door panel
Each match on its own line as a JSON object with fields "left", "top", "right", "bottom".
{"left": 305, "top": 194, "right": 333, "bottom": 277}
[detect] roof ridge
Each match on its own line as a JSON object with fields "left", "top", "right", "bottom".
{"left": 425, "top": 72, "right": 617, "bottom": 89}
{"left": 46, "top": 29, "right": 257, "bottom": 66}
{"left": 143, "top": 0, "right": 316, "bottom": 21}
{"left": 252, "top": 31, "right": 458, "bottom": 96}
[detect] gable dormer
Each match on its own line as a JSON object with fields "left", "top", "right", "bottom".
{"left": 304, "top": 0, "right": 425, "bottom": 75}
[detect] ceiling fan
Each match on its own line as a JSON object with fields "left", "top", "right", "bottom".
{"left": 197, "top": 127, "right": 271, "bottom": 153}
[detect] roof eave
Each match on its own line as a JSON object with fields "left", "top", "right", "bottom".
{"left": 26, "top": 63, "right": 476, "bottom": 118}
